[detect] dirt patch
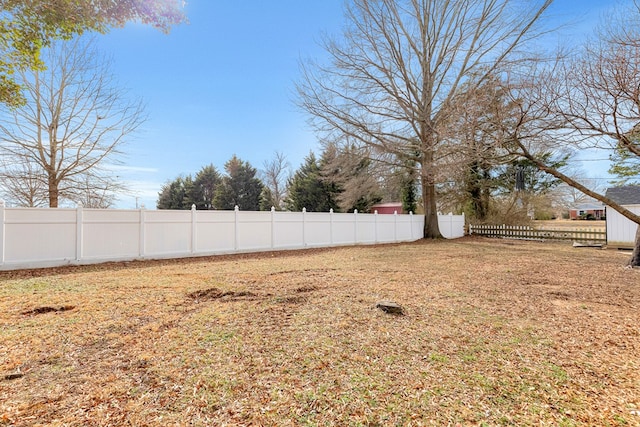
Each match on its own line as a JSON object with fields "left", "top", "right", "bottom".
{"left": 3, "top": 373, "right": 25, "bottom": 381}
{"left": 294, "top": 285, "right": 319, "bottom": 293}
{"left": 186, "top": 287, "right": 260, "bottom": 301}
{"left": 21, "top": 305, "right": 75, "bottom": 316}
{"left": 273, "top": 295, "right": 308, "bottom": 305}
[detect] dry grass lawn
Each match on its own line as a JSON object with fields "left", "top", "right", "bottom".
{"left": 1, "top": 237, "right": 639, "bottom": 426}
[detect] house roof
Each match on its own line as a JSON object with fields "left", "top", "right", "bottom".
{"left": 605, "top": 185, "right": 640, "bottom": 205}
{"left": 571, "top": 203, "right": 605, "bottom": 211}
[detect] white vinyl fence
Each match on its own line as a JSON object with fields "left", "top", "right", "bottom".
{"left": 0, "top": 201, "right": 465, "bottom": 270}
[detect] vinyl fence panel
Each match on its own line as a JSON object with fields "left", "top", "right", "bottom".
{"left": 195, "top": 210, "right": 236, "bottom": 253}
{"left": 237, "top": 210, "right": 272, "bottom": 251}
{"left": 373, "top": 212, "right": 395, "bottom": 243}
{"left": 82, "top": 209, "right": 141, "bottom": 260}
{"left": 272, "top": 210, "right": 304, "bottom": 249}
{"left": 0, "top": 201, "right": 466, "bottom": 271}
{"left": 439, "top": 213, "right": 466, "bottom": 239}
{"left": 3, "top": 207, "right": 77, "bottom": 265}
{"left": 331, "top": 211, "right": 358, "bottom": 246}
{"left": 144, "top": 210, "right": 193, "bottom": 257}
{"left": 355, "top": 212, "right": 377, "bottom": 245}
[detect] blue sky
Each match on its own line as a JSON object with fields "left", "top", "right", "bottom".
{"left": 94, "top": 0, "right": 615, "bottom": 209}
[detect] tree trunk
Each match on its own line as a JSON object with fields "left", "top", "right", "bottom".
{"left": 48, "top": 174, "right": 58, "bottom": 208}
{"left": 629, "top": 227, "right": 640, "bottom": 267}
{"left": 423, "top": 181, "right": 442, "bottom": 238}
{"left": 421, "top": 147, "right": 442, "bottom": 239}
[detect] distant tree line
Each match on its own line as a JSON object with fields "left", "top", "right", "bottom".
{"left": 157, "top": 147, "right": 415, "bottom": 213}
{"left": 156, "top": 141, "right": 573, "bottom": 221}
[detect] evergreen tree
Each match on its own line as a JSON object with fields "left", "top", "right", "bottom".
{"left": 259, "top": 187, "right": 275, "bottom": 211}
{"left": 463, "top": 159, "right": 493, "bottom": 220}
{"left": 157, "top": 176, "right": 195, "bottom": 209}
{"left": 320, "top": 143, "right": 382, "bottom": 213}
{"left": 495, "top": 154, "right": 567, "bottom": 195}
{"left": 285, "top": 153, "right": 340, "bottom": 212}
{"left": 193, "top": 164, "right": 221, "bottom": 209}
{"left": 401, "top": 167, "right": 419, "bottom": 214}
{"left": 213, "top": 155, "right": 264, "bottom": 210}
{"left": 609, "top": 142, "right": 640, "bottom": 186}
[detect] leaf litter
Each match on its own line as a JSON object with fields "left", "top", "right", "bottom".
{"left": 0, "top": 237, "right": 639, "bottom": 426}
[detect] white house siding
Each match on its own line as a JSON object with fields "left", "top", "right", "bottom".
{"left": 606, "top": 204, "right": 640, "bottom": 249}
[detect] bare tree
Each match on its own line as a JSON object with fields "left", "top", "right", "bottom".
{"left": 261, "top": 151, "right": 291, "bottom": 210}
{"left": 551, "top": 168, "right": 607, "bottom": 214}
{"left": 320, "top": 142, "right": 383, "bottom": 212}
{"left": 72, "top": 172, "right": 124, "bottom": 208}
{"left": 0, "top": 0, "right": 185, "bottom": 108}
{"left": 0, "top": 157, "right": 48, "bottom": 207}
{"left": 503, "top": 2, "right": 640, "bottom": 265}
{"left": 0, "top": 37, "right": 144, "bottom": 208}
{"left": 298, "top": 0, "right": 553, "bottom": 238}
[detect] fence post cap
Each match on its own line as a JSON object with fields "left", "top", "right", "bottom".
{"left": 234, "top": 205, "right": 239, "bottom": 211}
{"left": 191, "top": 204, "right": 196, "bottom": 210}
{"left": 354, "top": 209, "right": 358, "bottom": 214}
{"left": 0, "top": 199, "right": 4, "bottom": 207}
{"left": 329, "top": 208, "right": 333, "bottom": 214}
{"left": 76, "top": 202, "right": 83, "bottom": 208}
{"left": 302, "top": 207, "right": 307, "bottom": 213}
{"left": 271, "top": 206, "right": 275, "bottom": 212}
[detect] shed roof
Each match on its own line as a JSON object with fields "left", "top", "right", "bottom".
{"left": 605, "top": 185, "right": 640, "bottom": 205}
{"left": 371, "top": 202, "right": 402, "bottom": 208}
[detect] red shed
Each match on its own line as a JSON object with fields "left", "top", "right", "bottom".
{"left": 370, "top": 202, "right": 403, "bottom": 214}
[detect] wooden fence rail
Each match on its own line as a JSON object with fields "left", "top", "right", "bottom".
{"left": 469, "top": 224, "right": 606, "bottom": 244}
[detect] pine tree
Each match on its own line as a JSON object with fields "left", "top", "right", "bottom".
{"left": 157, "top": 176, "right": 195, "bottom": 209}
{"left": 213, "top": 155, "right": 264, "bottom": 210}
{"left": 285, "top": 153, "right": 340, "bottom": 212}
{"left": 193, "top": 164, "right": 221, "bottom": 209}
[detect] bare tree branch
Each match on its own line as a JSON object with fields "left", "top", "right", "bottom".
{"left": 298, "top": 0, "right": 553, "bottom": 238}
{"left": 261, "top": 151, "right": 291, "bottom": 210}
{"left": 0, "top": 36, "right": 143, "bottom": 207}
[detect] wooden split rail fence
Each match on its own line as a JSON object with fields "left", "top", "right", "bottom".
{"left": 469, "top": 224, "right": 607, "bottom": 244}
